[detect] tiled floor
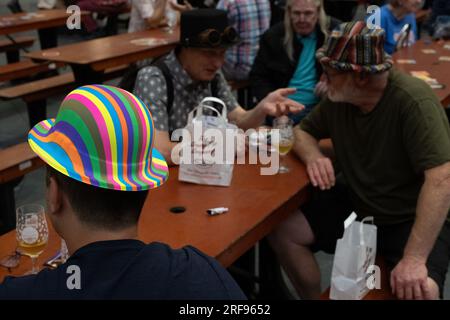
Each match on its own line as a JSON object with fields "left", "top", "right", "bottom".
{"left": 0, "top": 0, "right": 449, "bottom": 299}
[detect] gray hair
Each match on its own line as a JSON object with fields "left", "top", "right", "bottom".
{"left": 283, "top": 0, "right": 330, "bottom": 61}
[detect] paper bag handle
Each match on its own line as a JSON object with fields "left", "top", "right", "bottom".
{"left": 187, "top": 104, "right": 220, "bottom": 123}
{"left": 187, "top": 97, "right": 228, "bottom": 123}
{"left": 359, "top": 216, "right": 374, "bottom": 246}
{"left": 199, "top": 97, "right": 228, "bottom": 119}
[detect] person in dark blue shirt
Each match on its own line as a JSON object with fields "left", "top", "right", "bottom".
{"left": 1, "top": 240, "right": 245, "bottom": 299}
{"left": 0, "top": 84, "right": 246, "bottom": 300}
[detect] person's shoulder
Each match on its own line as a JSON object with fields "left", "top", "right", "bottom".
{"left": 142, "top": 242, "right": 211, "bottom": 264}
{"left": 388, "top": 69, "right": 441, "bottom": 110}
{"left": 0, "top": 267, "right": 61, "bottom": 300}
{"left": 178, "top": 246, "right": 247, "bottom": 299}
{"left": 174, "top": 246, "right": 231, "bottom": 283}
{"left": 137, "top": 65, "right": 164, "bottom": 80}
{"left": 140, "top": 243, "right": 212, "bottom": 273}
{"left": 263, "top": 22, "right": 285, "bottom": 39}
{"left": 137, "top": 52, "right": 176, "bottom": 79}
{"left": 390, "top": 69, "right": 431, "bottom": 93}
{"left": 405, "top": 12, "right": 417, "bottom": 24}
{"left": 144, "top": 243, "right": 246, "bottom": 299}
{"left": 153, "top": 243, "right": 216, "bottom": 267}
{"left": 380, "top": 4, "right": 390, "bottom": 15}
{"left": 379, "top": 5, "right": 393, "bottom": 23}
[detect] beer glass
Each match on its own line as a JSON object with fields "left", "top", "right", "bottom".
{"left": 273, "top": 116, "right": 295, "bottom": 174}
{"left": 16, "top": 204, "right": 48, "bottom": 274}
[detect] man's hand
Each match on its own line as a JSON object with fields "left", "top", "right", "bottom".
{"left": 258, "top": 88, "right": 304, "bottom": 117}
{"left": 305, "top": 155, "right": 335, "bottom": 190}
{"left": 390, "top": 256, "right": 431, "bottom": 300}
{"left": 170, "top": 0, "right": 193, "bottom": 12}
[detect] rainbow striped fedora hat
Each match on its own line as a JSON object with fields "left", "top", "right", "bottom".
{"left": 28, "top": 85, "right": 169, "bottom": 191}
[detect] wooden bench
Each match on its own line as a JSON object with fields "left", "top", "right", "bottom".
{"left": 0, "top": 65, "right": 129, "bottom": 128}
{"left": 0, "top": 72, "right": 76, "bottom": 103}
{"left": 0, "top": 36, "right": 35, "bottom": 64}
{"left": 0, "top": 142, "right": 43, "bottom": 185}
{"left": 0, "top": 65, "right": 128, "bottom": 102}
{"left": 0, "top": 36, "right": 35, "bottom": 53}
{"left": 0, "top": 60, "right": 65, "bottom": 83}
{"left": 320, "top": 256, "right": 396, "bottom": 300}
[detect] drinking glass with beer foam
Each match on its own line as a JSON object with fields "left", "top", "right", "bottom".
{"left": 273, "top": 116, "right": 294, "bottom": 174}
{"left": 16, "top": 204, "right": 48, "bottom": 275}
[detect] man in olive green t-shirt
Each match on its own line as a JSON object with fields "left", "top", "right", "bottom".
{"left": 269, "top": 22, "right": 450, "bottom": 300}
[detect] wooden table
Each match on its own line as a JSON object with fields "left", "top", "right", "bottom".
{"left": 0, "top": 154, "right": 310, "bottom": 287}
{"left": 26, "top": 28, "right": 179, "bottom": 84}
{"left": 393, "top": 40, "right": 450, "bottom": 107}
{"left": 0, "top": 9, "right": 87, "bottom": 49}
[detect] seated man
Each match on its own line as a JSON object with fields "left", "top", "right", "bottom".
{"left": 249, "top": 0, "right": 340, "bottom": 125}
{"left": 134, "top": 9, "right": 304, "bottom": 166}
{"left": 269, "top": 21, "right": 450, "bottom": 300}
{"left": 0, "top": 85, "right": 246, "bottom": 300}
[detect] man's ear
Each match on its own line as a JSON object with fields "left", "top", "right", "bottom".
{"left": 46, "top": 176, "right": 62, "bottom": 216}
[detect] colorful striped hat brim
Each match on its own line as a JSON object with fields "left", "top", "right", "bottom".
{"left": 28, "top": 85, "right": 168, "bottom": 191}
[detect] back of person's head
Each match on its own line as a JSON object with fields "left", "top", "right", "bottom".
{"left": 283, "top": 0, "right": 329, "bottom": 61}
{"left": 46, "top": 166, "right": 148, "bottom": 229}
{"left": 28, "top": 85, "right": 169, "bottom": 230}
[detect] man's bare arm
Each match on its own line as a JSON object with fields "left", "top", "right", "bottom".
{"left": 390, "top": 161, "right": 450, "bottom": 299}
{"left": 294, "top": 127, "right": 335, "bottom": 190}
{"left": 405, "top": 161, "right": 450, "bottom": 261}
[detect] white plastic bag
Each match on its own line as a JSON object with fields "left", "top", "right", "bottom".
{"left": 178, "top": 97, "right": 238, "bottom": 187}
{"left": 330, "top": 212, "right": 377, "bottom": 300}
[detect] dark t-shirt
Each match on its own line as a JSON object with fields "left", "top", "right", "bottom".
{"left": 300, "top": 69, "right": 450, "bottom": 225}
{"left": 0, "top": 240, "right": 246, "bottom": 299}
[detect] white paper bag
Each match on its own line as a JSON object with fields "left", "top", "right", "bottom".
{"left": 330, "top": 212, "right": 377, "bottom": 300}
{"left": 178, "top": 97, "right": 237, "bottom": 187}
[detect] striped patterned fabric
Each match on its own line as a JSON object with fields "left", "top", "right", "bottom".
{"left": 216, "top": 0, "right": 271, "bottom": 76}
{"left": 28, "top": 85, "right": 169, "bottom": 191}
{"left": 316, "top": 21, "right": 393, "bottom": 74}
